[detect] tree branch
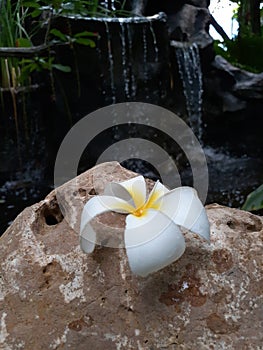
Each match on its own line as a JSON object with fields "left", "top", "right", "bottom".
{"left": 0, "top": 45, "right": 52, "bottom": 58}
{"left": 210, "top": 14, "right": 230, "bottom": 41}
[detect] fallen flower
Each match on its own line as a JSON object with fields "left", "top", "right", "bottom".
{"left": 80, "top": 175, "right": 210, "bottom": 277}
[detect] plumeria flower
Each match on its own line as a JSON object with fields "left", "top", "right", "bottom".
{"left": 80, "top": 176, "right": 210, "bottom": 277}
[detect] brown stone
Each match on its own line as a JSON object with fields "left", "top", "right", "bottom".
{"left": 206, "top": 313, "right": 239, "bottom": 334}
{"left": 0, "top": 162, "right": 262, "bottom": 349}
{"left": 212, "top": 248, "right": 233, "bottom": 273}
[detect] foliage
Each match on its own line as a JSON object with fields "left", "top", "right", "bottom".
{"left": 214, "top": 0, "right": 263, "bottom": 73}
{"left": 0, "top": 0, "right": 103, "bottom": 88}
{"left": 214, "top": 33, "right": 263, "bottom": 73}
{"left": 0, "top": 0, "right": 67, "bottom": 87}
{"left": 242, "top": 184, "right": 263, "bottom": 211}
{"left": 49, "top": 29, "right": 96, "bottom": 48}
{"left": 20, "top": 56, "right": 71, "bottom": 81}
{"left": 0, "top": 0, "right": 32, "bottom": 87}
{"left": 23, "top": 0, "right": 130, "bottom": 18}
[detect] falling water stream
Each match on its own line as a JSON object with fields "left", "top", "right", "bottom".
{"left": 172, "top": 41, "right": 203, "bottom": 141}
{"left": 132, "top": 0, "right": 144, "bottom": 15}
{"left": 149, "top": 22, "right": 159, "bottom": 63}
{"left": 104, "top": 21, "right": 116, "bottom": 103}
{"left": 100, "top": 14, "right": 164, "bottom": 103}
{"left": 120, "top": 22, "right": 130, "bottom": 99}
{"left": 101, "top": 0, "right": 116, "bottom": 11}
{"left": 127, "top": 25, "right": 137, "bottom": 98}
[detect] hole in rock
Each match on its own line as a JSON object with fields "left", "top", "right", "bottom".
{"left": 43, "top": 201, "right": 64, "bottom": 226}
{"left": 45, "top": 215, "right": 59, "bottom": 226}
{"left": 226, "top": 220, "right": 236, "bottom": 229}
{"left": 88, "top": 188, "right": 96, "bottom": 195}
{"left": 78, "top": 188, "right": 87, "bottom": 197}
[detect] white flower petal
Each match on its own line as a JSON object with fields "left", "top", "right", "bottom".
{"left": 145, "top": 180, "right": 170, "bottom": 209}
{"left": 156, "top": 187, "right": 210, "bottom": 241}
{"left": 80, "top": 195, "right": 134, "bottom": 253}
{"left": 104, "top": 175, "right": 146, "bottom": 209}
{"left": 125, "top": 209, "right": 186, "bottom": 277}
{"left": 80, "top": 225, "right": 97, "bottom": 253}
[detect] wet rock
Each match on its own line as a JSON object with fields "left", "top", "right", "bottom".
{"left": 187, "top": 0, "right": 210, "bottom": 8}
{"left": 0, "top": 162, "right": 262, "bottom": 349}
{"left": 202, "top": 55, "right": 263, "bottom": 154}
{"left": 167, "top": 4, "right": 213, "bottom": 48}
{"left": 203, "top": 62, "right": 247, "bottom": 114}
{"left": 143, "top": 1, "right": 212, "bottom": 49}
{"left": 213, "top": 55, "right": 263, "bottom": 100}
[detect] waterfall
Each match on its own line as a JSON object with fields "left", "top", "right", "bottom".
{"left": 132, "top": 0, "right": 148, "bottom": 15}
{"left": 104, "top": 22, "right": 116, "bottom": 103}
{"left": 98, "top": 14, "right": 163, "bottom": 103}
{"left": 120, "top": 22, "right": 130, "bottom": 99}
{"left": 127, "top": 25, "right": 136, "bottom": 98}
{"left": 149, "top": 22, "right": 159, "bottom": 63}
{"left": 142, "top": 25, "right": 149, "bottom": 99}
{"left": 172, "top": 42, "right": 203, "bottom": 141}
{"left": 111, "top": 0, "right": 116, "bottom": 11}
{"left": 101, "top": 1, "right": 116, "bottom": 11}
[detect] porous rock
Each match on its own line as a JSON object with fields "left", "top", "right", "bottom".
{"left": 0, "top": 162, "right": 262, "bottom": 349}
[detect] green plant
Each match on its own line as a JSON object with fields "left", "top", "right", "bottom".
{"left": 242, "top": 184, "right": 263, "bottom": 211}
{"left": 23, "top": 0, "right": 131, "bottom": 20}
{"left": 49, "top": 28, "right": 96, "bottom": 48}
{"left": 0, "top": 0, "right": 100, "bottom": 89}
{"left": 214, "top": 0, "right": 263, "bottom": 73}
{"left": 0, "top": 0, "right": 33, "bottom": 88}
{"left": 214, "top": 34, "right": 263, "bottom": 73}
{"left": 23, "top": 0, "right": 100, "bottom": 17}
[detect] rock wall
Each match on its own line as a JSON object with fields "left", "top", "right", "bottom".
{"left": 0, "top": 162, "right": 262, "bottom": 349}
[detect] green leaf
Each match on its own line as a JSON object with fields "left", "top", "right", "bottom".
{"left": 31, "top": 9, "right": 42, "bottom": 18}
{"left": 21, "top": 58, "right": 34, "bottom": 64}
{"left": 242, "top": 184, "right": 263, "bottom": 211}
{"left": 75, "top": 38, "right": 96, "bottom": 47}
{"left": 52, "top": 64, "right": 71, "bottom": 72}
{"left": 16, "top": 38, "right": 32, "bottom": 48}
{"left": 22, "top": 2, "right": 41, "bottom": 9}
{"left": 50, "top": 29, "right": 67, "bottom": 41}
{"left": 74, "top": 31, "right": 96, "bottom": 38}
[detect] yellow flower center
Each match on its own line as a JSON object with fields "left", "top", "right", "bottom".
{"left": 131, "top": 188, "right": 163, "bottom": 217}
{"left": 133, "top": 207, "right": 145, "bottom": 217}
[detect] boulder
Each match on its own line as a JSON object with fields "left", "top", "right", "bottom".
{"left": 212, "top": 55, "right": 263, "bottom": 100}
{"left": 203, "top": 63, "right": 247, "bottom": 114}
{"left": 167, "top": 4, "right": 213, "bottom": 49}
{"left": 0, "top": 162, "right": 262, "bottom": 349}
{"left": 202, "top": 56, "right": 263, "bottom": 154}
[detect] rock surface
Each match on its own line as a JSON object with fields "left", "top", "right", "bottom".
{"left": 0, "top": 162, "right": 262, "bottom": 349}
{"left": 143, "top": 0, "right": 212, "bottom": 49}
{"left": 202, "top": 55, "right": 263, "bottom": 155}
{"left": 212, "top": 55, "right": 263, "bottom": 100}
{"left": 167, "top": 4, "right": 213, "bottom": 49}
